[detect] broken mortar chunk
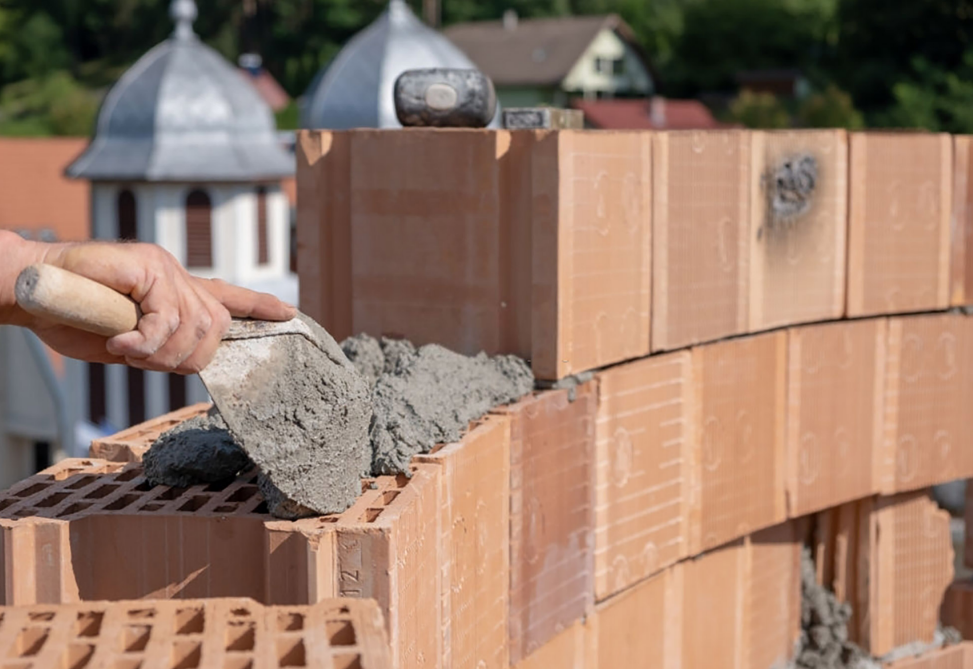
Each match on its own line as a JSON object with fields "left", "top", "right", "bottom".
{"left": 143, "top": 412, "right": 253, "bottom": 489}
{"left": 765, "top": 154, "right": 818, "bottom": 232}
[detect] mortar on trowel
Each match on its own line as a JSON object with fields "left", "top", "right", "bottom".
{"left": 14, "top": 264, "right": 372, "bottom": 518}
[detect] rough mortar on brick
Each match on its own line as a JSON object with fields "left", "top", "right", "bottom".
{"left": 143, "top": 411, "right": 253, "bottom": 488}
{"left": 342, "top": 334, "right": 533, "bottom": 476}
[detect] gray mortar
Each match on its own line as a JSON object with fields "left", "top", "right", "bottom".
{"left": 218, "top": 313, "right": 373, "bottom": 517}
{"left": 143, "top": 412, "right": 253, "bottom": 488}
{"left": 341, "top": 334, "right": 534, "bottom": 476}
{"left": 761, "top": 154, "right": 818, "bottom": 239}
{"left": 256, "top": 472, "right": 316, "bottom": 520}
{"left": 341, "top": 334, "right": 385, "bottom": 387}
{"left": 789, "top": 547, "right": 877, "bottom": 669}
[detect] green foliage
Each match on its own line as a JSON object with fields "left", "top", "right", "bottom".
{"left": 0, "top": 70, "right": 99, "bottom": 136}
{"left": 798, "top": 85, "right": 863, "bottom": 129}
{"left": 871, "top": 51, "right": 973, "bottom": 133}
{"left": 274, "top": 101, "right": 300, "bottom": 131}
{"left": 728, "top": 90, "right": 790, "bottom": 129}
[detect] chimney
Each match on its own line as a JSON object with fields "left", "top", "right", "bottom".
{"left": 650, "top": 96, "right": 666, "bottom": 128}
{"left": 503, "top": 9, "right": 518, "bottom": 31}
{"left": 423, "top": 0, "right": 441, "bottom": 28}
{"left": 239, "top": 53, "right": 262, "bottom": 76}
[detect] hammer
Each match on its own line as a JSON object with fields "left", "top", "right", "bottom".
{"left": 394, "top": 68, "right": 496, "bottom": 128}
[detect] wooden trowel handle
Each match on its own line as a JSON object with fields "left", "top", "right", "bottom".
{"left": 15, "top": 264, "right": 140, "bottom": 337}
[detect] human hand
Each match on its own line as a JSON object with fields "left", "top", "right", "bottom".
{"left": 0, "top": 231, "right": 296, "bottom": 373}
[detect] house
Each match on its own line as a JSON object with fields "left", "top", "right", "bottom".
{"left": 573, "top": 97, "right": 731, "bottom": 130}
{"left": 444, "top": 12, "right": 654, "bottom": 109}
{"left": 736, "top": 69, "right": 811, "bottom": 100}
{"left": 302, "top": 0, "right": 499, "bottom": 129}
{"left": 0, "top": 137, "right": 92, "bottom": 487}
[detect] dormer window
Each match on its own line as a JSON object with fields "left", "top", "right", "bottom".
{"left": 185, "top": 189, "right": 213, "bottom": 269}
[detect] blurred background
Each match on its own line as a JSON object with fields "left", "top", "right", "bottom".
{"left": 0, "top": 0, "right": 972, "bottom": 137}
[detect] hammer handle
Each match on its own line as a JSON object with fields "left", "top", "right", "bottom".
{"left": 15, "top": 264, "right": 140, "bottom": 337}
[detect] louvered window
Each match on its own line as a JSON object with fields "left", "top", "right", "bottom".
{"left": 186, "top": 190, "right": 213, "bottom": 268}
{"left": 257, "top": 186, "right": 269, "bottom": 265}
{"left": 118, "top": 190, "right": 137, "bottom": 240}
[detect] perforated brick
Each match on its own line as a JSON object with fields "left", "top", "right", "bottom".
{"left": 88, "top": 403, "right": 212, "bottom": 463}
{"left": 744, "top": 522, "right": 802, "bottom": 669}
{"left": 0, "top": 457, "right": 444, "bottom": 669}
{"left": 787, "top": 319, "right": 885, "bottom": 516}
{"left": 0, "top": 597, "right": 392, "bottom": 668}
{"left": 593, "top": 350, "right": 692, "bottom": 601}
{"left": 513, "top": 620, "right": 589, "bottom": 669}
{"left": 879, "top": 314, "right": 973, "bottom": 494}
{"left": 415, "top": 416, "right": 511, "bottom": 668}
{"left": 690, "top": 330, "right": 787, "bottom": 553}
{"left": 749, "top": 130, "right": 848, "bottom": 331}
{"left": 494, "top": 385, "right": 597, "bottom": 664}
{"left": 653, "top": 130, "right": 751, "bottom": 351}
{"left": 296, "top": 129, "right": 651, "bottom": 381}
{"left": 817, "top": 492, "right": 954, "bottom": 656}
{"left": 847, "top": 132, "right": 951, "bottom": 317}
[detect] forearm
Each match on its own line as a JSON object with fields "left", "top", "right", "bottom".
{"left": 0, "top": 230, "right": 67, "bottom": 327}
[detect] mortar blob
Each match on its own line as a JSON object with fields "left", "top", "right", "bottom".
{"left": 765, "top": 154, "right": 818, "bottom": 231}
{"left": 143, "top": 412, "right": 253, "bottom": 488}
{"left": 341, "top": 334, "right": 534, "bottom": 476}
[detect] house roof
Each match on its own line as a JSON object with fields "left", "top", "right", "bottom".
{"left": 444, "top": 14, "right": 627, "bottom": 87}
{"left": 240, "top": 68, "right": 291, "bottom": 112}
{"left": 0, "top": 137, "right": 90, "bottom": 241}
{"left": 67, "top": 0, "right": 293, "bottom": 182}
{"left": 572, "top": 97, "right": 731, "bottom": 130}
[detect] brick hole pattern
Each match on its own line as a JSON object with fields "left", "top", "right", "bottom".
{"left": 0, "top": 599, "right": 387, "bottom": 668}
{"left": 0, "top": 461, "right": 270, "bottom": 521}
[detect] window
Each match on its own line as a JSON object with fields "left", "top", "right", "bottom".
{"left": 118, "top": 189, "right": 137, "bottom": 241}
{"left": 128, "top": 366, "right": 145, "bottom": 426}
{"left": 33, "top": 442, "right": 51, "bottom": 473}
{"left": 595, "top": 57, "right": 625, "bottom": 76}
{"left": 88, "top": 362, "right": 106, "bottom": 424}
{"left": 168, "top": 373, "right": 187, "bottom": 411}
{"left": 185, "top": 189, "right": 213, "bottom": 269}
{"left": 256, "top": 186, "right": 269, "bottom": 265}
{"left": 613, "top": 58, "right": 626, "bottom": 76}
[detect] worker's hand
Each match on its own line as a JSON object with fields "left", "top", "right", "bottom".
{"left": 0, "top": 231, "right": 296, "bottom": 373}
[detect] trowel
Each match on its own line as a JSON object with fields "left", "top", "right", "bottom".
{"left": 14, "top": 263, "right": 372, "bottom": 518}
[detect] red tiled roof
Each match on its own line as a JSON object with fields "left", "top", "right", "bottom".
{"left": 572, "top": 97, "right": 733, "bottom": 130}
{"left": 239, "top": 68, "right": 291, "bottom": 113}
{"left": 0, "top": 137, "right": 90, "bottom": 241}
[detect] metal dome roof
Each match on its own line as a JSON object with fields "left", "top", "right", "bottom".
{"left": 302, "top": 0, "right": 500, "bottom": 129}
{"left": 67, "top": 0, "right": 294, "bottom": 182}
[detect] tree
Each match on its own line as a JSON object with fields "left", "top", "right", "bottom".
{"left": 798, "top": 85, "right": 863, "bottom": 129}
{"left": 875, "top": 51, "right": 973, "bottom": 133}
{"left": 728, "top": 91, "right": 790, "bottom": 129}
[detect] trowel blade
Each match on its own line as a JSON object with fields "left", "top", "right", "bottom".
{"left": 198, "top": 313, "right": 371, "bottom": 516}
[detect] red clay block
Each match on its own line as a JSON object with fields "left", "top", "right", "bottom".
{"left": 296, "top": 130, "right": 352, "bottom": 339}
{"left": 966, "top": 484, "right": 973, "bottom": 571}
{"left": 744, "top": 522, "right": 802, "bottom": 669}
{"left": 682, "top": 540, "right": 745, "bottom": 669}
{"left": 950, "top": 136, "right": 973, "bottom": 306}
{"left": 822, "top": 493, "right": 954, "bottom": 656}
{"left": 847, "top": 132, "right": 952, "bottom": 317}
{"left": 335, "top": 464, "right": 442, "bottom": 669}
{"left": 589, "top": 563, "right": 680, "bottom": 669}
{"left": 786, "top": 319, "right": 885, "bottom": 516}
{"left": 0, "top": 597, "right": 392, "bottom": 668}
{"left": 494, "top": 385, "right": 597, "bottom": 664}
{"left": 593, "top": 350, "right": 692, "bottom": 601}
{"left": 690, "top": 330, "right": 788, "bottom": 552}
{"left": 883, "top": 643, "right": 973, "bottom": 668}
{"left": 942, "top": 581, "right": 973, "bottom": 641}
{"left": 653, "top": 130, "right": 751, "bottom": 351}
{"left": 87, "top": 403, "right": 211, "bottom": 462}
{"left": 530, "top": 130, "right": 652, "bottom": 379}
{"left": 749, "top": 130, "right": 848, "bottom": 331}
{"left": 414, "top": 416, "right": 511, "bottom": 669}
{"left": 513, "top": 620, "right": 590, "bottom": 669}
{"left": 879, "top": 314, "right": 973, "bottom": 494}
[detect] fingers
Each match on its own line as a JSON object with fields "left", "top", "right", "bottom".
{"left": 199, "top": 278, "right": 296, "bottom": 321}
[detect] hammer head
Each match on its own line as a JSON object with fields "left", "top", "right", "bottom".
{"left": 394, "top": 68, "right": 496, "bottom": 128}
